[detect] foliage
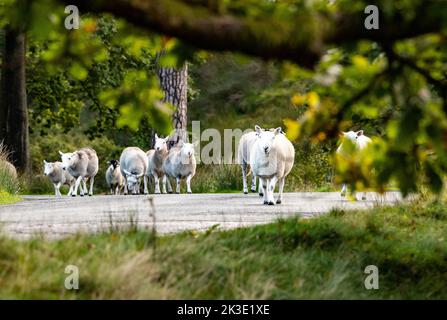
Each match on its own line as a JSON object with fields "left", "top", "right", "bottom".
{"left": 1, "top": 202, "right": 447, "bottom": 298}
{"left": 0, "top": 144, "right": 20, "bottom": 195}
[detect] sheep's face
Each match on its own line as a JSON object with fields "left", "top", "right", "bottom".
{"left": 342, "top": 130, "right": 363, "bottom": 143}
{"left": 255, "top": 126, "right": 282, "bottom": 155}
{"left": 154, "top": 136, "right": 168, "bottom": 153}
{"left": 181, "top": 143, "right": 195, "bottom": 158}
{"left": 123, "top": 169, "right": 142, "bottom": 194}
{"left": 43, "top": 161, "right": 54, "bottom": 176}
{"left": 107, "top": 159, "right": 119, "bottom": 170}
{"left": 59, "top": 151, "right": 75, "bottom": 170}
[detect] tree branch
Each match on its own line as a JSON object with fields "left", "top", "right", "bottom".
{"left": 59, "top": 0, "right": 446, "bottom": 69}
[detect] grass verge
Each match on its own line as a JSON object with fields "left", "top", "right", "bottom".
{"left": 0, "top": 202, "right": 446, "bottom": 299}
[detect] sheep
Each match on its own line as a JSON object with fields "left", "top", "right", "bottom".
{"left": 250, "top": 125, "right": 295, "bottom": 205}
{"left": 163, "top": 141, "right": 197, "bottom": 194}
{"left": 43, "top": 160, "right": 75, "bottom": 196}
{"left": 105, "top": 159, "right": 124, "bottom": 195}
{"left": 59, "top": 147, "right": 99, "bottom": 197}
{"left": 237, "top": 131, "right": 261, "bottom": 195}
{"left": 119, "top": 147, "right": 149, "bottom": 195}
{"left": 146, "top": 134, "right": 173, "bottom": 194}
{"left": 238, "top": 128, "right": 285, "bottom": 195}
{"left": 336, "top": 130, "right": 372, "bottom": 200}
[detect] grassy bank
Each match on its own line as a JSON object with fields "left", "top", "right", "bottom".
{"left": 1, "top": 201, "right": 446, "bottom": 299}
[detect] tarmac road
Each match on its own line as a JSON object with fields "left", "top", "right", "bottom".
{"left": 0, "top": 192, "right": 402, "bottom": 239}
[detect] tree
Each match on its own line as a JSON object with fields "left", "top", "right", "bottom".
{"left": 157, "top": 49, "right": 188, "bottom": 145}
{"left": 0, "top": 26, "right": 29, "bottom": 173}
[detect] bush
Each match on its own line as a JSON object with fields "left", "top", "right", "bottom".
{"left": 0, "top": 143, "right": 19, "bottom": 195}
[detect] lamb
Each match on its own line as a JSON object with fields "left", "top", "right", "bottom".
{"left": 119, "top": 147, "right": 149, "bottom": 195}
{"left": 163, "top": 141, "right": 197, "bottom": 194}
{"left": 336, "top": 130, "right": 372, "bottom": 200}
{"left": 105, "top": 159, "right": 124, "bottom": 195}
{"left": 43, "top": 160, "right": 75, "bottom": 196}
{"left": 146, "top": 134, "right": 173, "bottom": 194}
{"left": 59, "top": 147, "right": 99, "bottom": 197}
{"left": 250, "top": 125, "right": 295, "bottom": 205}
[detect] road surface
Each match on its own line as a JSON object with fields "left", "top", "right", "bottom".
{"left": 0, "top": 192, "right": 402, "bottom": 239}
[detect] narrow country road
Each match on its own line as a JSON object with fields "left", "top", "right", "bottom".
{"left": 0, "top": 192, "right": 402, "bottom": 239}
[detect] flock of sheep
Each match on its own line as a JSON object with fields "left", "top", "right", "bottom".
{"left": 42, "top": 125, "right": 371, "bottom": 204}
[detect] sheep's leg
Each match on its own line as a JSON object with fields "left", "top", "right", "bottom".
{"left": 115, "top": 185, "right": 120, "bottom": 195}
{"left": 153, "top": 173, "right": 161, "bottom": 194}
{"left": 340, "top": 184, "right": 347, "bottom": 197}
{"left": 186, "top": 174, "right": 192, "bottom": 194}
{"left": 251, "top": 174, "right": 257, "bottom": 193}
{"left": 73, "top": 176, "right": 83, "bottom": 197}
{"left": 162, "top": 175, "right": 168, "bottom": 194}
{"left": 85, "top": 180, "right": 89, "bottom": 194}
{"left": 276, "top": 177, "right": 285, "bottom": 204}
{"left": 54, "top": 183, "right": 59, "bottom": 196}
{"left": 258, "top": 176, "right": 263, "bottom": 197}
{"left": 88, "top": 176, "right": 94, "bottom": 196}
{"left": 143, "top": 175, "right": 148, "bottom": 195}
{"left": 123, "top": 176, "right": 128, "bottom": 195}
{"left": 176, "top": 177, "right": 181, "bottom": 194}
{"left": 259, "top": 177, "right": 268, "bottom": 205}
{"left": 67, "top": 184, "right": 74, "bottom": 196}
{"left": 267, "top": 176, "right": 278, "bottom": 205}
{"left": 241, "top": 162, "right": 248, "bottom": 194}
{"left": 166, "top": 176, "right": 173, "bottom": 193}
{"left": 361, "top": 191, "right": 367, "bottom": 201}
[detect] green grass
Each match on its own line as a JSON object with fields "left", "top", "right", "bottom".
{"left": 1, "top": 201, "right": 447, "bottom": 299}
{"left": 0, "top": 190, "right": 21, "bottom": 205}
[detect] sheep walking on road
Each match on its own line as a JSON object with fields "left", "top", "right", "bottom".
{"left": 105, "top": 159, "right": 124, "bottom": 195}
{"left": 146, "top": 134, "right": 173, "bottom": 194}
{"left": 59, "top": 147, "right": 99, "bottom": 197}
{"left": 164, "top": 141, "right": 197, "bottom": 194}
{"left": 337, "top": 130, "right": 372, "bottom": 200}
{"left": 43, "top": 160, "right": 75, "bottom": 196}
{"left": 119, "top": 147, "right": 149, "bottom": 195}
{"left": 237, "top": 131, "right": 261, "bottom": 195}
{"left": 250, "top": 125, "right": 295, "bottom": 205}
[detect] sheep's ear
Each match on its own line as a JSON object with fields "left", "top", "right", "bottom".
{"left": 155, "top": 133, "right": 159, "bottom": 139}
{"left": 43, "top": 160, "right": 47, "bottom": 164}
{"left": 274, "top": 127, "right": 282, "bottom": 135}
{"left": 255, "top": 125, "right": 262, "bottom": 134}
{"left": 340, "top": 131, "right": 347, "bottom": 137}
{"left": 123, "top": 169, "right": 131, "bottom": 176}
{"left": 58, "top": 150, "right": 63, "bottom": 156}
{"left": 356, "top": 130, "right": 364, "bottom": 137}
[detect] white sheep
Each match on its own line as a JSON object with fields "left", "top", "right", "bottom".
{"left": 250, "top": 125, "right": 295, "bottom": 205}
{"left": 59, "top": 147, "right": 99, "bottom": 197}
{"left": 105, "top": 159, "right": 124, "bottom": 195}
{"left": 337, "top": 130, "right": 372, "bottom": 200}
{"left": 119, "top": 147, "right": 149, "bottom": 195}
{"left": 237, "top": 131, "right": 261, "bottom": 195}
{"left": 163, "top": 141, "right": 197, "bottom": 194}
{"left": 146, "top": 134, "right": 173, "bottom": 194}
{"left": 43, "top": 160, "right": 75, "bottom": 196}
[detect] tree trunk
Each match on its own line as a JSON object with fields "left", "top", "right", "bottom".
{"left": 157, "top": 60, "right": 188, "bottom": 146}
{"left": 0, "top": 27, "right": 30, "bottom": 174}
